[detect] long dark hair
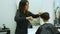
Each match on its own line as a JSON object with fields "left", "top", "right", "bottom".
{"left": 18, "top": 0, "right": 29, "bottom": 15}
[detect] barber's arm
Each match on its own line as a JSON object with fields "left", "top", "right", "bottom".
{"left": 28, "top": 11, "right": 41, "bottom": 18}
{"left": 14, "top": 11, "right": 33, "bottom": 21}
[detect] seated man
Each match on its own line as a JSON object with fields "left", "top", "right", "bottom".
{"left": 35, "top": 12, "right": 59, "bottom": 34}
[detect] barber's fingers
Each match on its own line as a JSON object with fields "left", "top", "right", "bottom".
{"left": 28, "top": 16, "right": 33, "bottom": 21}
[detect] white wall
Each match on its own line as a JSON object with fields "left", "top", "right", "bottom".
{"left": 0, "top": 0, "right": 16, "bottom": 34}
{"left": 55, "top": 0, "right": 60, "bottom": 7}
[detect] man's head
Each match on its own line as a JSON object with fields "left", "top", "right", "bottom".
{"left": 40, "top": 12, "right": 50, "bottom": 22}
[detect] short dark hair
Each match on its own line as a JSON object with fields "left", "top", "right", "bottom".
{"left": 40, "top": 12, "right": 50, "bottom": 20}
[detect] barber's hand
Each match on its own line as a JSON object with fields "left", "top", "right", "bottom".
{"left": 38, "top": 12, "right": 42, "bottom": 16}
{"left": 26, "top": 16, "right": 33, "bottom": 21}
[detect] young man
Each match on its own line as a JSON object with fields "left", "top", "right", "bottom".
{"left": 35, "top": 12, "right": 59, "bottom": 34}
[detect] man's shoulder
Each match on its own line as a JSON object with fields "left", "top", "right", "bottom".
{"left": 41, "top": 23, "right": 53, "bottom": 28}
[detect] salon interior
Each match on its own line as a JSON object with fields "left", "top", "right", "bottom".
{"left": 0, "top": 0, "right": 60, "bottom": 34}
